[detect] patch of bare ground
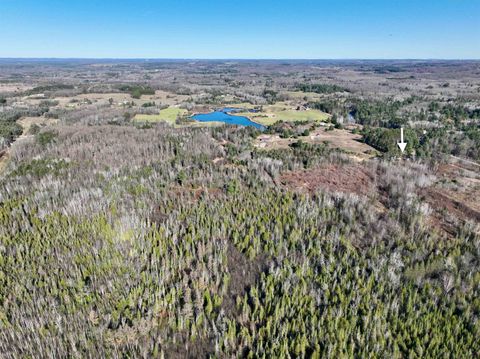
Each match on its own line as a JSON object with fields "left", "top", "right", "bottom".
{"left": 223, "top": 243, "right": 269, "bottom": 318}
{"left": 421, "top": 160, "right": 480, "bottom": 236}
{"left": 0, "top": 116, "right": 45, "bottom": 174}
{"left": 308, "top": 127, "right": 377, "bottom": 159}
{"left": 51, "top": 90, "right": 190, "bottom": 108}
{"left": 0, "top": 148, "right": 9, "bottom": 173}
{"left": 164, "top": 244, "right": 269, "bottom": 359}
{"left": 17, "top": 116, "right": 58, "bottom": 136}
{"left": 0, "top": 83, "right": 33, "bottom": 93}
{"left": 191, "top": 105, "right": 212, "bottom": 114}
{"left": 255, "top": 127, "right": 378, "bottom": 161}
{"left": 175, "top": 186, "right": 224, "bottom": 202}
{"left": 280, "top": 163, "right": 377, "bottom": 197}
{"left": 163, "top": 332, "right": 215, "bottom": 359}
{"left": 420, "top": 188, "right": 480, "bottom": 234}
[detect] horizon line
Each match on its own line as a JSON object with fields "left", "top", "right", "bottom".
{"left": 1, "top": 57, "right": 479, "bottom": 62}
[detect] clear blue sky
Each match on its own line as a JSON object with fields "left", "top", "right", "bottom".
{"left": 1, "top": 0, "right": 479, "bottom": 59}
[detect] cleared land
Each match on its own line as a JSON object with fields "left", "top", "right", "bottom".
{"left": 255, "top": 127, "right": 378, "bottom": 160}
{"left": 134, "top": 107, "right": 188, "bottom": 124}
{"left": 421, "top": 159, "right": 480, "bottom": 236}
{"left": 0, "top": 83, "right": 34, "bottom": 93}
{"left": 134, "top": 107, "right": 225, "bottom": 128}
{"left": 0, "top": 116, "right": 57, "bottom": 174}
{"left": 17, "top": 116, "right": 58, "bottom": 135}
{"left": 280, "top": 163, "right": 376, "bottom": 196}
{"left": 0, "top": 149, "right": 9, "bottom": 173}
{"left": 235, "top": 102, "right": 330, "bottom": 126}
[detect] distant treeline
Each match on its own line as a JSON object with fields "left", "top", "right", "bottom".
{"left": 296, "top": 83, "right": 349, "bottom": 94}
{"left": 25, "top": 84, "right": 75, "bottom": 96}
{"left": 118, "top": 84, "right": 156, "bottom": 99}
{"left": 362, "top": 124, "right": 480, "bottom": 160}
{"left": 308, "top": 97, "right": 409, "bottom": 127}
{"left": 309, "top": 96, "right": 480, "bottom": 127}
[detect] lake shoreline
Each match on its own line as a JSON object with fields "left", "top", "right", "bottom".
{"left": 191, "top": 107, "right": 266, "bottom": 129}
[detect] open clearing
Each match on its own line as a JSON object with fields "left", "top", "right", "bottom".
{"left": 0, "top": 149, "right": 9, "bottom": 173}
{"left": 17, "top": 116, "right": 58, "bottom": 134}
{"left": 421, "top": 159, "right": 480, "bottom": 235}
{"left": 255, "top": 127, "right": 378, "bottom": 160}
{"left": 41, "top": 89, "right": 189, "bottom": 108}
{"left": 280, "top": 163, "right": 376, "bottom": 196}
{"left": 0, "top": 82, "right": 34, "bottom": 94}
{"left": 134, "top": 107, "right": 188, "bottom": 124}
{"left": 235, "top": 102, "right": 330, "bottom": 126}
{"left": 135, "top": 107, "right": 224, "bottom": 128}
{"left": 0, "top": 116, "right": 58, "bottom": 174}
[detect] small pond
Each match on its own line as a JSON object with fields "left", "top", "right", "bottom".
{"left": 192, "top": 108, "right": 265, "bottom": 129}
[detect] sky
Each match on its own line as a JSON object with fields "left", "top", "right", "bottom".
{"left": 0, "top": 0, "right": 479, "bottom": 59}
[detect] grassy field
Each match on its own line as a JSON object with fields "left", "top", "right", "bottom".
{"left": 235, "top": 103, "right": 330, "bottom": 126}
{"left": 285, "top": 90, "right": 324, "bottom": 100}
{"left": 187, "top": 120, "right": 225, "bottom": 128}
{"left": 134, "top": 107, "right": 225, "bottom": 128}
{"left": 134, "top": 107, "right": 188, "bottom": 124}
{"left": 134, "top": 104, "right": 329, "bottom": 127}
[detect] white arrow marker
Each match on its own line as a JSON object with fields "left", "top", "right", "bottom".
{"left": 397, "top": 127, "right": 407, "bottom": 153}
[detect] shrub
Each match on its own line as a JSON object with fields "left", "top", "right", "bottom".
{"left": 36, "top": 130, "right": 58, "bottom": 146}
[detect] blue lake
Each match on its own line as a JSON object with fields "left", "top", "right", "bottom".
{"left": 192, "top": 108, "right": 265, "bottom": 130}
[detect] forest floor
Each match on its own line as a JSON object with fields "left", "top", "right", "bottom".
{"left": 0, "top": 148, "right": 9, "bottom": 173}
{"left": 280, "top": 163, "right": 376, "bottom": 196}
{"left": 280, "top": 156, "right": 480, "bottom": 238}
{"left": 163, "top": 243, "right": 269, "bottom": 359}
{"left": 421, "top": 158, "right": 480, "bottom": 236}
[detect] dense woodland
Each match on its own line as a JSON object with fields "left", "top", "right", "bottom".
{"left": 0, "top": 112, "right": 23, "bottom": 149}
{"left": 0, "top": 60, "right": 479, "bottom": 357}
